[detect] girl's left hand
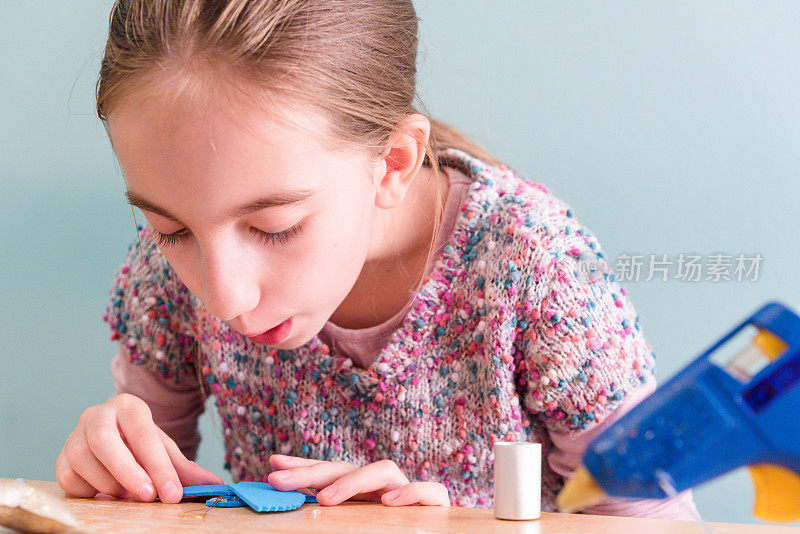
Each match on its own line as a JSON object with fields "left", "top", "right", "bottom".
{"left": 266, "top": 455, "right": 450, "bottom": 507}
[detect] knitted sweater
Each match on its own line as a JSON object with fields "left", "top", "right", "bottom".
{"left": 104, "top": 148, "right": 698, "bottom": 517}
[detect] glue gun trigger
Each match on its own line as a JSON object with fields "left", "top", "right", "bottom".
{"left": 748, "top": 463, "right": 800, "bottom": 522}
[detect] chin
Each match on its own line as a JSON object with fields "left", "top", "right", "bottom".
{"left": 273, "top": 336, "right": 306, "bottom": 350}
{"left": 272, "top": 329, "right": 316, "bottom": 350}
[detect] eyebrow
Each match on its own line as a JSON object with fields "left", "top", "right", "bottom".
{"left": 125, "top": 188, "right": 315, "bottom": 224}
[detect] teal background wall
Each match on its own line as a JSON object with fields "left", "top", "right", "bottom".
{"left": 2, "top": 1, "right": 799, "bottom": 525}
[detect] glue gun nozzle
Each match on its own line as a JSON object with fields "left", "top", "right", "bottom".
{"left": 556, "top": 465, "right": 608, "bottom": 513}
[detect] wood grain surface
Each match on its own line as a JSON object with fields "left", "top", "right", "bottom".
{"left": 2, "top": 480, "right": 799, "bottom": 533}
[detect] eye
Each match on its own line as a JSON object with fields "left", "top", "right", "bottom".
{"left": 249, "top": 223, "right": 302, "bottom": 246}
{"left": 150, "top": 228, "right": 190, "bottom": 248}
{"left": 150, "top": 223, "right": 302, "bottom": 248}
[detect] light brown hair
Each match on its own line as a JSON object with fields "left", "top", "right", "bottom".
{"left": 97, "top": 0, "right": 502, "bottom": 326}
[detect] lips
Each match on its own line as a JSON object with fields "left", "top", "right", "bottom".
{"left": 246, "top": 317, "right": 293, "bottom": 346}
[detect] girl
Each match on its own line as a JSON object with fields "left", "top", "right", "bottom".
{"left": 57, "top": 0, "right": 699, "bottom": 518}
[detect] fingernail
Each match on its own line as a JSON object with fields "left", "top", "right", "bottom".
{"left": 161, "top": 481, "right": 181, "bottom": 503}
{"left": 318, "top": 485, "right": 338, "bottom": 501}
{"left": 383, "top": 489, "right": 400, "bottom": 502}
{"left": 136, "top": 482, "right": 156, "bottom": 501}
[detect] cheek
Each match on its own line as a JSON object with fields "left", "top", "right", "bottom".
{"left": 279, "top": 211, "right": 370, "bottom": 290}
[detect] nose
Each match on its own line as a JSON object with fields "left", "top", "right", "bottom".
{"left": 197, "top": 242, "right": 260, "bottom": 322}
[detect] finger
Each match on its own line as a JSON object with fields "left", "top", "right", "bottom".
{"left": 268, "top": 454, "right": 326, "bottom": 470}
{"left": 55, "top": 449, "right": 100, "bottom": 498}
{"left": 81, "top": 420, "right": 157, "bottom": 502}
{"left": 268, "top": 460, "right": 357, "bottom": 492}
{"left": 64, "top": 433, "right": 127, "bottom": 498}
{"left": 115, "top": 407, "right": 183, "bottom": 504}
{"left": 316, "top": 459, "right": 410, "bottom": 506}
{"left": 157, "top": 426, "right": 223, "bottom": 486}
{"left": 381, "top": 482, "right": 450, "bottom": 507}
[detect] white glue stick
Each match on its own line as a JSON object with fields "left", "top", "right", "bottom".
{"left": 493, "top": 441, "right": 542, "bottom": 520}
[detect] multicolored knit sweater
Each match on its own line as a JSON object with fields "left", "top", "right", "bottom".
{"left": 103, "top": 148, "right": 697, "bottom": 516}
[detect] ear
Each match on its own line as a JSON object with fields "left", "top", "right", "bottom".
{"left": 373, "top": 114, "right": 431, "bottom": 210}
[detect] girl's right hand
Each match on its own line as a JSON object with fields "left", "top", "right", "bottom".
{"left": 55, "top": 393, "right": 223, "bottom": 503}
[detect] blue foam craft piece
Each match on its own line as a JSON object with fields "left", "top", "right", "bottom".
{"left": 182, "top": 482, "right": 317, "bottom": 512}
{"left": 205, "top": 495, "right": 247, "bottom": 507}
{"left": 182, "top": 484, "right": 235, "bottom": 498}
{"left": 229, "top": 481, "right": 305, "bottom": 512}
{"left": 204, "top": 493, "right": 317, "bottom": 508}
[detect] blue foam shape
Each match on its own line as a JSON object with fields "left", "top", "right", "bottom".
{"left": 182, "top": 482, "right": 313, "bottom": 512}
{"left": 205, "top": 495, "right": 247, "bottom": 507}
{"left": 229, "top": 481, "right": 307, "bottom": 512}
{"left": 182, "top": 484, "right": 235, "bottom": 498}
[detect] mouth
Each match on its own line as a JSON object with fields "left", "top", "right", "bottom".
{"left": 245, "top": 317, "right": 293, "bottom": 346}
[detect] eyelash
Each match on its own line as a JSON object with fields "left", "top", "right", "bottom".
{"left": 150, "top": 223, "right": 302, "bottom": 248}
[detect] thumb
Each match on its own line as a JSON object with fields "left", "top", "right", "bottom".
{"left": 157, "top": 427, "right": 224, "bottom": 487}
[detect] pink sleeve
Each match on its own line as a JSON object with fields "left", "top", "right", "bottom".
{"left": 547, "top": 372, "right": 701, "bottom": 520}
{"left": 111, "top": 344, "right": 206, "bottom": 461}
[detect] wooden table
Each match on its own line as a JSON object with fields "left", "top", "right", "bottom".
{"left": 3, "top": 480, "right": 799, "bottom": 533}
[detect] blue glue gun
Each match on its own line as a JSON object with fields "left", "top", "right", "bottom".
{"left": 556, "top": 301, "right": 800, "bottom": 522}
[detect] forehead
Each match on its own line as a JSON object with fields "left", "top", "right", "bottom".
{"left": 107, "top": 83, "right": 333, "bottom": 166}
{"left": 104, "top": 80, "right": 377, "bottom": 227}
{"left": 107, "top": 83, "right": 364, "bottom": 190}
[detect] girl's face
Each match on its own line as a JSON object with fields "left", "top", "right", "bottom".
{"left": 107, "top": 90, "right": 386, "bottom": 350}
